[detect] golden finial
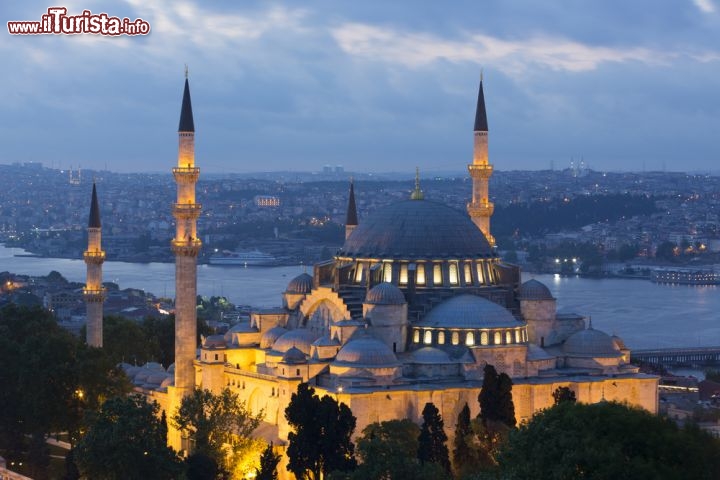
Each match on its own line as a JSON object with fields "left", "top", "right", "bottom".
{"left": 410, "top": 167, "right": 424, "bottom": 200}
{"left": 184, "top": 64, "right": 189, "bottom": 79}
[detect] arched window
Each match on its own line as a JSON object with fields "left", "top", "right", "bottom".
{"left": 452, "top": 331, "right": 459, "bottom": 345}
{"left": 506, "top": 331, "right": 512, "bottom": 344}
{"left": 476, "top": 263, "right": 485, "bottom": 284}
{"left": 466, "top": 331, "right": 475, "bottom": 346}
{"left": 481, "top": 331, "right": 489, "bottom": 345}
{"left": 464, "top": 263, "right": 473, "bottom": 285}
{"left": 494, "top": 331, "right": 502, "bottom": 345}
{"left": 416, "top": 263, "right": 426, "bottom": 285}
{"left": 399, "top": 264, "right": 408, "bottom": 285}
{"left": 449, "top": 262, "right": 459, "bottom": 285}
{"left": 424, "top": 330, "right": 433, "bottom": 345}
{"left": 354, "top": 263, "right": 364, "bottom": 283}
{"left": 433, "top": 264, "right": 442, "bottom": 285}
{"left": 438, "top": 331, "right": 445, "bottom": 345}
{"left": 515, "top": 329, "right": 521, "bottom": 343}
{"left": 413, "top": 330, "right": 420, "bottom": 343}
{"left": 383, "top": 262, "right": 393, "bottom": 283}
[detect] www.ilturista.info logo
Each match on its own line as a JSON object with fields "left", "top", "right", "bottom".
{"left": 8, "top": 7, "right": 150, "bottom": 35}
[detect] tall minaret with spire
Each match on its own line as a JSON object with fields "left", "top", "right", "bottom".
{"left": 172, "top": 69, "right": 202, "bottom": 406}
{"left": 83, "top": 183, "right": 105, "bottom": 347}
{"left": 345, "top": 179, "right": 358, "bottom": 240}
{"left": 467, "top": 75, "right": 495, "bottom": 246}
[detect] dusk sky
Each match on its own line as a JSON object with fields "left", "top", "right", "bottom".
{"left": 2, "top": 1, "right": 719, "bottom": 174}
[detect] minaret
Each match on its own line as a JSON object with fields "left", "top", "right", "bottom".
{"left": 467, "top": 75, "right": 495, "bottom": 246}
{"left": 345, "top": 179, "right": 358, "bottom": 240}
{"left": 172, "top": 70, "right": 202, "bottom": 404}
{"left": 83, "top": 182, "right": 105, "bottom": 347}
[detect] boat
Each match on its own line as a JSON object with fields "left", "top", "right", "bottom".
{"left": 208, "top": 249, "right": 281, "bottom": 266}
{"left": 651, "top": 268, "right": 720, "bottom": 286}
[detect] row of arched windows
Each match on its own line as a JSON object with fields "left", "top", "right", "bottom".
{"left": 352, "top": 259, "right": 497, "bottom": 287}
{"left": 412, "top": 327, "right": 527, "bottom": 347}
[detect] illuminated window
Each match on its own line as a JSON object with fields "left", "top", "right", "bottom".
{"left": 424, "top": 330, "right": 432, "bottom": 345}
{"left": 506, "top": 331, "right": 512, "bottom": 344}
{"left": 354, "top": 263, "right": 364, "bottom": 283}
{"left": 433, "top": 264, "right": 442, "bottom": 285}
{"left": 399, "top": 264, "right": 408, "bottom": 285}
{"left": 476, "top": 263, "right": 485, "bottom": 284}
{"left": 383, "top": 262, "right": 393, "bottom": 283}
{"left": 452, "top": 331, "right": 459, "bottom": 345}
{"left": 438, "top": 331, "right": 445, "bottom": 344}
{"left": 494, "top": 331, "right": 502, "bottom": 345}
{"left": 464, "top": 263, "right": 473, "bottom": 284}
{"left": 466, "top": 331, "right": 475, "bottom": 346}
{"left": 414, "top": 330, "right": 420, "bottom": 343}
{"left": 481, "top": 331, "right": 489, "bottom": 345}
{"left": 515, "top": 330, "right": 521, "bottom": 343}
{"left": 416, "top": 264, "right": 426, "bottom": 285}
{"left": 449, "top": 263, "right": 459, "bottom": 285}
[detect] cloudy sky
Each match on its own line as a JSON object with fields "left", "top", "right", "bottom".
{"left": 2, "top": 0, "right": 719, "bottom": 174}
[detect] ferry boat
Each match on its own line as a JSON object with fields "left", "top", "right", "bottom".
{"left": 208, "top": 249, "right": 281, "bottom": 266}
{"left": 651, "top": 268, "right": 720, "bottom": 286}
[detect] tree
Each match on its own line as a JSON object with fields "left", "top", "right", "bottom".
{"left": 186, "top": 452, "right": 218, "bottom": 480}
{"left": 172, "top": 387, "right": 264, "bottom": 477}
{"left": 256, "top": 442, "right": 281, "bottom": 480}
{"left": 497, "top": 401, "right": 720, "bottom": 479}
{"left": 453, "top": 403, "right": 474, "bottom": 476}
{"left": 478, "top": 365, "right": 516, "bottom": 428}
{"left": 285, "top": 383, "right": 356, "bottom": 480}
{"left": 655, "top": 241, "right": 677, "bottom": 261}
{"left": 552, "top": 386, "right": 577, "bottom": 405}
{"left": 75, "top": 395, "right": 182, "bottom": 480}
{"left": 417, "top": 402, "right": 451, "bottom": 474}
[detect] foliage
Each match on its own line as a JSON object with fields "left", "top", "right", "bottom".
{"left": 453, "top": 403, "right": 474, "bottom": 476}
{"left": 552, "top": 386, "right": 577, "bottom": 405}
{"left": 75, "top": 395, "right": 182, "bottom": 480}
{"left": 478, "top": 365, "right": 516, "bottom": 428}
{"left": 285, "top": 383, "right": 357, "bottom": 480}
{"left": 256, "top": 442, "right": 281, "bottom": 480}
{"left": 417, "top": 402, "right": 451, "bottom": 474}
{"left": 655, "top": 241, "right": 678, "bottom": 261}
{"left": 497, "top": 401, "right": 720, "bottom": 479}
{"left": 196, "top": 295, "right": 235, "bottom": 323}
{"left": 172, "top": 387, "right": 264, "bottom": 478}
{"left": 185, "top": 452, "right": 218, "bottom": 480}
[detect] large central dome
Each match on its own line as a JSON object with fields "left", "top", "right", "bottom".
{"left": 338, "top": 199, "right": 494, "bottom": 260}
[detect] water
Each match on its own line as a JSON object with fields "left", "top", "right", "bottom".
{"left": 2, "top": 245, "right": 718, "bottom": 350}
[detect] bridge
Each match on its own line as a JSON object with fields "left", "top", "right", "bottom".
{"left": 631, "top": 346, "right": 720, "bottom": 366}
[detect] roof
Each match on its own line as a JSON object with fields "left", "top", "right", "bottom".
{"left": 88, "top": 183, "right": 101, "bottom": 228}
{"left": 409, "top": 347, "right": 454, "bottom": 364}
{"left": 282, "top": 346, "right": 307, "bottom": 364}
{"left": 339, "top": 199, "right": 494, "bottom": 260}
{"left": 563, "top": 327, "right": 622, "bottom": 357}
{"left": 272, "top": 328, "right": 318, "bottom": 355}
{"left": 178, "top": 78, "right": 195, "bottom": 132}
{"left": 519, "top": 279, "right": 554, "bottom": 301}
{"left": 346, "top": 181, "right": 358, "bottom": 226}
{"left": 365, "top": 282, "right": 406, "bottom": 305}
{"left": 416, "top": 294, "right": 522, "bottom": 329}
{"left": 260, "top": 326, "right": 288, "bottom": 349}
{"left": 474, "top": 79, "right": 488, "bottom": 132}
{"left": 334, "top": 335, "right": 399, "bottom": 367}
{"left": 286, "top": 273, "right": 313, "bottom": 294}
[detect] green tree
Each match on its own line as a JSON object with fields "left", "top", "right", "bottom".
{"left": 75, "top": 395, "right": 182, "bottom": 480}
{"left": 256, "top": 442, "right": 281, "bottom": 480}
{"left": 552, "top": 386, "right": 577, "bottom": 405}
{"left": 417, "top": 402, "right": 451, "bottom": 474}
{"left": 172, "top": 387, "right": 263, "bottom": 477}
{"left": 655, "top": 241, "right": 677, "bottom": 261}
{"left": 478, "top": 365, "right": 516, "bottom": 428}
{"left": 453, "top": 403, "right": 475, "bottom": 476}
{"left": 285, "top": 383, "right": 357, "bottom": 480}
{"left": 498, "top": 401, "right": 720, "bottom": 479}
{"left": 186, "top": 452, "right": 218, "bottom": 480}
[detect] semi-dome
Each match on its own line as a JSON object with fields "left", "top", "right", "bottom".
{"left": 260, "top": 326, "right": 288, "bottom": 349}
{"left": 272, "top": 328, "right": 318, "bottom": 355}
{"left": 563, "top": 327, "right": 622, "bottom": 357}
{"left": 416, "top": 294, "right": 521, "bottom": 329}
{"left": 365, "top": 282, "right": 406, "bottom": 305}
{"left": 410, "top": 347, "right": 454, "bottom": 364}
{"left": 286, "top": 273, "right": 313, "bottom": 294}
{"left": 339, "top": 200, "right": 494, "bottom": 259}
{"left": 282, "top": 346, "right": 307, "bottom": 364}
{"left": 519, "top": 279, "right": 554, "bottom": 300}
{"left": 334, "top": 336, "right": 399, "bottom": 366}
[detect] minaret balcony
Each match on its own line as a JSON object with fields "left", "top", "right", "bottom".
{"left": 173, "top": 167, "right": 200, "bottom": 183}
{"left": 83, "top": 287, "right": 106, "bottom": 302}
{"left": 467, "top": 202, "right": 495, "bottom": 217}
{"left": 468, "top": 164, "right": 493, "bottom": 178}
{"left": 171, "top": 239, "right": 202, "bottom": 257}
{"left": 173, "top": 203, "right": 202, "bottom": 219}
{"left": 83, "top": 251, "right": 106, "bottom": 264}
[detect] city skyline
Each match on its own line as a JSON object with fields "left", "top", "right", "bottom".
{"left": 2, "top": 0, "right": 719, "bottom": 173}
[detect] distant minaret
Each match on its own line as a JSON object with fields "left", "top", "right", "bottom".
{"left": 83, "top": 183, "right": 105, "bottom": 347}
{"left": 172, "top": 70, "right": 202, "bottom": 402}
{"left": 467, "top": 75, "right": 495, "bottom": 246}
{"left": 345, "top": 179, "right": 358, "bottom": 240}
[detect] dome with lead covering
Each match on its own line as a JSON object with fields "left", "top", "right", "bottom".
{"left": 339, "top": 200, "right": 494, "bottom": 260}
{"left": 334, "top": 336, "right": 399, "bottom": 366}
{"left": 282, "top": 346, "right": 307, "bottom": 364}
{"left": 416, "top": 294, "right": 521, "bottom": 329}
{"left": 203, "top": 335, "right": 227, "bottom": 349}
{"left": 286, "top": 273, "right": 313, "bottom": 294}
{"left": 410, "top": 347, "right": 454, "bottom": 364}
{"left": 272, "top": 329, "right": 318, "bottom": 355}
{"left": 519, "top": 279, "right": 554, "bottom": 300}
{"left": 563, "top": 327, "right": 622, "bottom": 357}
{"left": 260, "top": 326, "right": 288, "bottom": 349}
{"left": 365, "top": 282, "right": 406, "bottom": 305}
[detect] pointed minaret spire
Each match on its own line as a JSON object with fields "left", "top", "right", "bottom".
{"left": 410, "top": 167, "right": 424, "bottom": 200}
{"left": 467, "top": 74, "right": 495, "bottom": 246}
{"left": 178, "top": 68, "right": 195, "bottom": 133}
{"left": 83, "top": 182, "right": 106, "bottom": 348}
{"left": 345, "top": 178, "right": 358, "bottom": 240}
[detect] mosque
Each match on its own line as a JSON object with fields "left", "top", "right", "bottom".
{"left": 113, "top": 75, "right": 658, "bottom": 453}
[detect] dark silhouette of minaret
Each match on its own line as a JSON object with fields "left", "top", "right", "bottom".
{"left": 345, "top": 179, "right": 358, "bottom": 240}
{"left": 467, "top": 75, "right": 495, "bottom": 246}
{"left": 83, "top": 183, "right": 105, "bottom": 347}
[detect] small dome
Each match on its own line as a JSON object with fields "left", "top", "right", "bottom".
{"left": 282, "top": 346, "right": 307, "bottom": 364}
{"left": 146, "top": 373, "right": 170, "bottom": 386}
{"left": 611, "top": 334, "right": 626, "bottom": 350}
{"left": 167, "top": 363, "right": 175, "bottom": 374}
{"left": 334, "top": 335, "right": 398, "bottom": 366}
{"left": 313, "top": 335, "right": 340, "bottom": 347}
{"left": 365, "top": 282, "right": 406, "bottom": 305}
{"left": 224, "top": 322, "right": 259, "bottom": 343}
{"left": 563, "top": 327, "right": 622, "bottom": 357}
{"left": 519, "top": 279, "right": 554, "bottom": 300}
{"left": 416, "top": 294, "right": 521, "bottom": 329}
{"left": 286, "top": 273, "right": 313, "bottom": 294}
{"left": 160, "top": 377, "right": 174, "bottom": 388}
{"left": 260, "top": 326, "right": 288, "bottom": 349}
{"left": 203, "top": 335, "right": 227, "bottom": 349}
{"left": 272, "top": 329, "right": 318, "bottom": 355}
{"left": 410, "top": 347, "right": 454, "bottom": 364}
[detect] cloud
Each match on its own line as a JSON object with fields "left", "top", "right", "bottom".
{"left": 693, "top": 0, "right": 716, "bottom": 13}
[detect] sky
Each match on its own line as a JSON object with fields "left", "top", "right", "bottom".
{"left": 2, "top": 1, "right": 719, "bottom": 174}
